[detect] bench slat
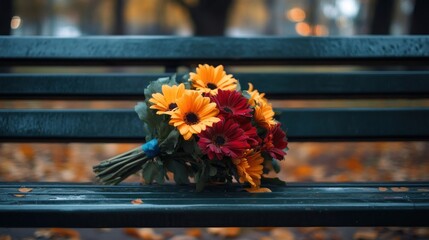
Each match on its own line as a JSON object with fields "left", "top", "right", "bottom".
{"left": 1, "top": 37, "right": 428, "bottom": 66}
{"left": 2, "top": 72, "right": 429, "bottom": 99}
{"left": 1, "top": 109, "right": 428, "bottom": 142}
{"left": 1, "top": 182, "right": 428, "bottom": 227}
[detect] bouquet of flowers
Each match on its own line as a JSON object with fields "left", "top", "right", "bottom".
{"left": 93, "top": 64, "right": 288, "bottom": 192}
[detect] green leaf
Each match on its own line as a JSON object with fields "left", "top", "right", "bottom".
{"left": 195, "top": 161, "right": 210, "bottom": 192}
{"left": 271, "top": 159, "right": 281, "bottom": 173}
{"left": 166, "top": 159, "right": 190, "bottom": 184}
{"left": 159, "top": 129, "right": 180, "bottom": 154}
{"left": 241, "top": 89, "right": 251, "bottom": 99}
{"left": 209, "top": 164, "right": 217, "bottom": 177}
{"left": 142, "top": 160, "right": 165, "bottom": 184}
{"left": 182, "top": 138, "right": 201, "bottom": 155}
{"left": 135, "top": 102, "right": 161, "bottom": 141}
{"left": 144, "top": 75, "right": 178, "bottom": 100}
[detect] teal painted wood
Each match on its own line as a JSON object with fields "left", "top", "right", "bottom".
{"left": 0, "top": 182, "right": 428, "bottom": 227}
{"left": 1, "top": 109, "right": 429, "bottom": 142}
{"left": 0, "top": 37, "right": 428, "bottom": 66}
{"left": 1, "top": 72, "right": 429, "bottom": 99}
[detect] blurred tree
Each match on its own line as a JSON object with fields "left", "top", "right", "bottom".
{"left": 173, "top": 0, "right": 234, "bottom": 36}
{"left": 370, "top": 0, "right": 394, "bottom": 34}
{"left": 113, "top": 0, "right": 125, "bottom": 35}
{"left": 410, "top": 0, "right": 429, "bottom": 34}
{"left": 0, "top": 0, "right": 13, "bottom": 35}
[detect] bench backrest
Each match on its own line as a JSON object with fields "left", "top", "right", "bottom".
{"left": 1, "top": 37, "right": 429, "bottom": 143}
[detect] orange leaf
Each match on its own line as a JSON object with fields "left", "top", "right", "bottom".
{"left": 0, "top": 235, "right": 12, "bottom": 240}
{"left": 131, "top": 198, "right": 143, "bottom": 205}
{"left": 271, "top": 228, "right": 295, "bottom": 240}
{"left": 342, "top": 157, "right": 364, "bottom": 173}
{"left": 14, "top": 194, "right": 25, "bottom": 198}
{"left": 293, "top": 165, "right": 313, "bottom": 179}
{"left": 18, "top": 187, "right": 33, "bottom": 193}
{"left": 391, "top": 187, "right": 409, "bottom": 192}
{"left": 207, "top": 228, "right": 241, "bottom": 237}
{"left": 185, "top": 228, "right": 202, "bottom": 238}
{"left": 378, "top": 187, "right": 388, "bottom": 192}
{"left": 245, "top": 187, "right": 272, "bottom": 193}
{"left": 123, "top": 228, "right": 163, "bottom": 240}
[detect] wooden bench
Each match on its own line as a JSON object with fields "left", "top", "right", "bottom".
{"left": 1, "top": 36, "right": 429, "bottom": 227}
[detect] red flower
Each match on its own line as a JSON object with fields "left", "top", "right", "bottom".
{"left": 198, "top": 119, "right": 250, "bottom": 160}
{"left": 211, "top": 89, "right": 252, "bottom": 120}
{"left": 263, "top": 123, "right": 288, "bottom": 160}
{"left": 238, "top": 119, "right": 261, "bottom": 148}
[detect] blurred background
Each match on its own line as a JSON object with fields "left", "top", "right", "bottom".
{"left": 1, "top": 0, "right": 429, "bottom": 239}
{"left": 1, "top": 0, "right": 429, "bottom": 37}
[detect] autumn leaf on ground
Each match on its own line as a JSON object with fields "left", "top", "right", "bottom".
{"left": 207, "top": 227, "right": 241, "bottom": 238}
{"left": 0, "top": 235, "right": 12, "bottom": 240}
{"left": 353, "top": 229, "right": 378, "bottom": 240}
{"left": 18, "top": 187, "right": 33, "bottom": 193}
{"left": 34, "top": 228, "right": 80, "bottom": 240}
{"left": 13, "top": 194, "right": 25, "bottom": 198}
{"left": 391, "top": 187, "right": 409, "bottom": 192}
{"left": 245, "top": 187, "right": 272, "bottom": 193}
{"left": 270, "top": 228, "right": 295, "bottom": 240}
{"left": 123, "top": 228, "right": 163, "bottom": 240}
{"left": 131, "top": 198, "right": 143, "bottom": 204}
{"left": 185, "top": 228, "right": 202, "bottom": 238}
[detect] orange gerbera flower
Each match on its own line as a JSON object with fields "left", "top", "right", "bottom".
{"left": 246, "top": 83, "right": 267, "bottom": 106}
{"left": 149, "top": 84, "right": 186, "bottom": 115}
{"left": 169, "top": 91, "right": 220, "bottom": 140}
{"left": 253, "top": 101, "right": 276, "bottom": 129}
{"left": 189, "top": 64, "right": 237, "bottom": 95}
{"left": 233, "top": 150, "right": 264, "bottom": 188}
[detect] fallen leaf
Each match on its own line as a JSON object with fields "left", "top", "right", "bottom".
{"left": 19, "top": 187, "right": 33, "bottom": 193}
{"left": 353, "top": 230, "right": 378, "bottom": 240}
{"left": 123, "top": 228, "right": 163, "bottom": 240}
{"left": 391, "top": 187, "right": 409, "bottom": 192}
{"left": 185, "top": 228, "right": 202, "bottom": 238}
{"left": 207, "top": 227, "right": 241, "bottom": 237}
{"left": 378, "top": 187, "right": 388, "bottom": 192}
{"left": 271, "top": 228, "right": 295, "bottom": 240}
{"left": 245, "top": 187, "right": 272, "bottom": 193}
{"left": 131, "top": 198, "right": 143, "bottom": 205}
{"left": 14, "top": 194, "right": 25, "bottom": 198}
{"left": 0, "top": 235, "right": 12, "bottom": 240}
{"left": 34, "top": 228, "right": 80, "bottom": 240}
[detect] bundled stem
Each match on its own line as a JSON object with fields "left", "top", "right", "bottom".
{"left": 93, "top": 147, "right": 148, "bottom": 185}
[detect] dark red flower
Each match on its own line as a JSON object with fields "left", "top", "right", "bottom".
{"left": 263, "top": 123, "right": 288, "bottom": 160}
{"left": 198, "top": 119, "right": 250, "bottom": 160}
{"left": 239, "top": 120, "right": 261, "bottom": 148}
{"left": 211, "top": 89, "right": 252, "bottom": 119}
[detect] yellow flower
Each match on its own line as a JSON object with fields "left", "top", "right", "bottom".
{"left": 189, "top": 64, "right": 237, "bottom": 95}
{"left": 246, "top": 83, "right": 267, "bottom": 107}
{"left": 233, "top": 150, "right": 264, "bottom": 188}
{"left": 169, "top": 90, "right": 220, "bottom": 140}
{"left": 149, "top": 84, "right": 186, "bottom": 115}
{"left": 254, "top": 101, "right": 276, "bottom": 129}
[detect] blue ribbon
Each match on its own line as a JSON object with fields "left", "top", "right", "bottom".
{"left": 142, "top": 139, "right": 159, "bottom": 158}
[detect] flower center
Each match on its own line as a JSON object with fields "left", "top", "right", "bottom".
{"left": 214, "top": 135, "right": 226, "bottom": 145}
{"left": 207, "top": 83, "right": 217, "bottom": 90}
{"left": 184, "top": 112, "right": 199, "bottom": 125}
{"left": 223, "top": 106, "right": 233, "bottom": 113}
{"left": 168, "top": 103, "right": 178, "bottom": 110}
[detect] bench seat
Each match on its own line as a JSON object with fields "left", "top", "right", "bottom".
{"left": 1, "top": 182, "right": 428, "bottom": 227}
